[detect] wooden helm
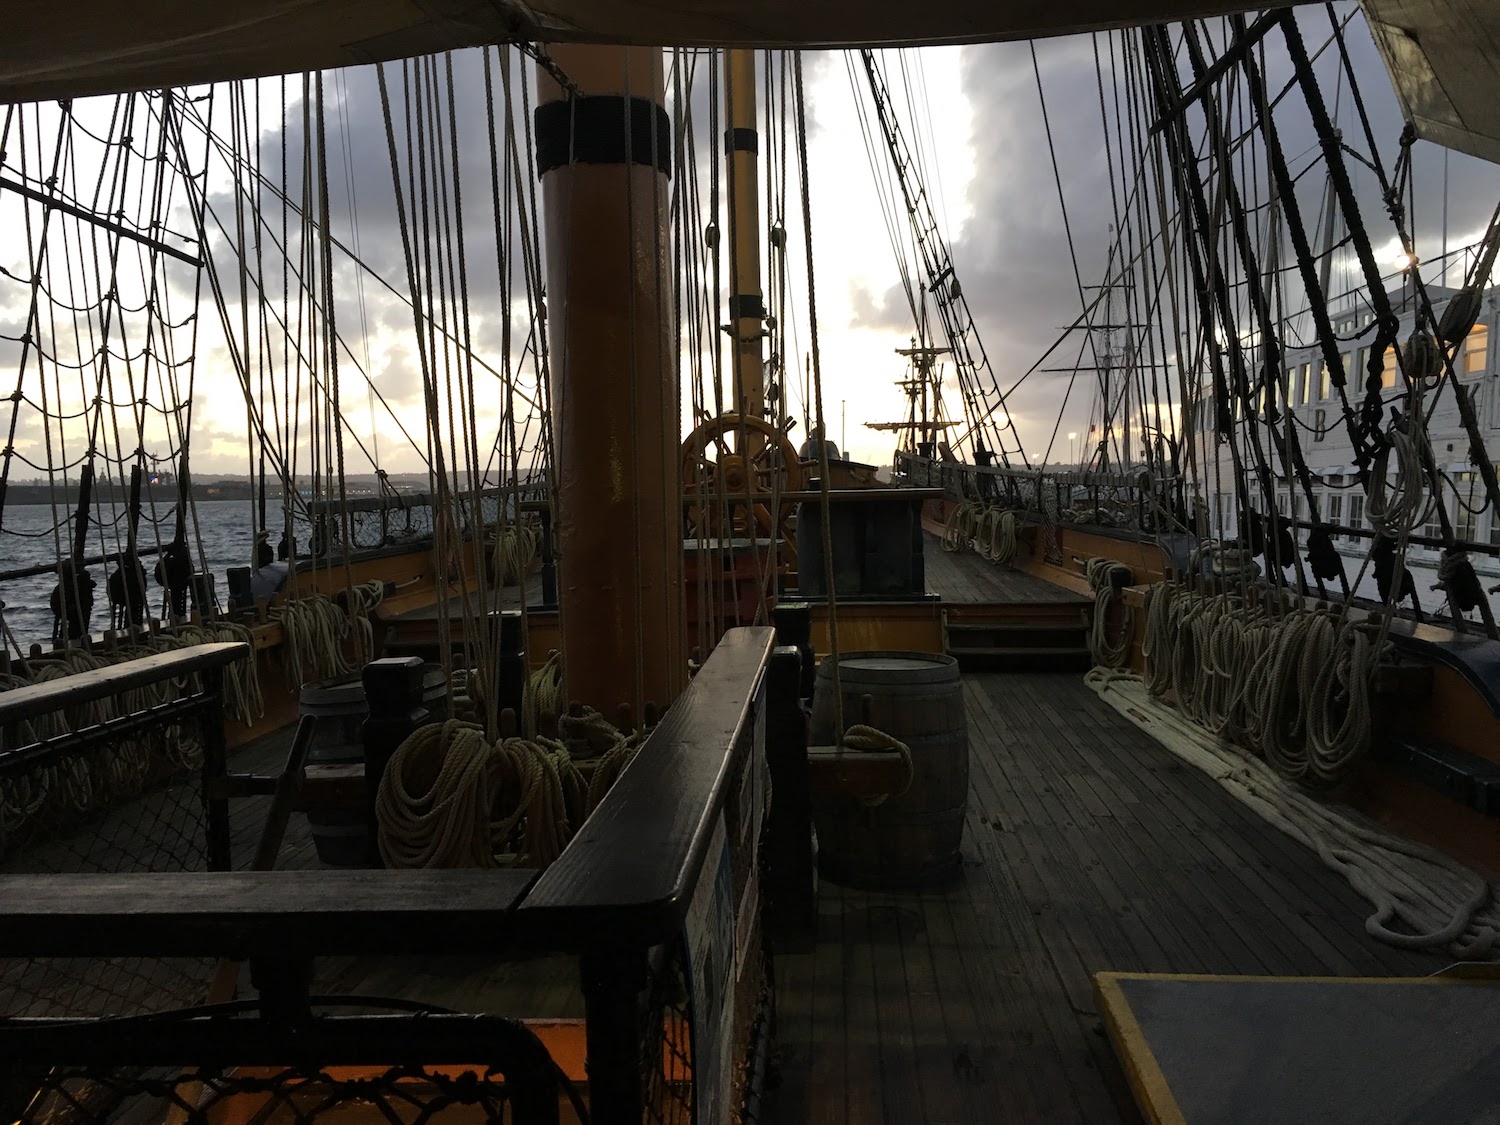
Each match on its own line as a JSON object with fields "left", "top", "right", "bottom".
{"left": 680, "top": 413, "right": 805, "bottom": 568}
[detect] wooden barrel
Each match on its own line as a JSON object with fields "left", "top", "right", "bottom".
{"left": 809, "top": 651, "right": 968, "bottom": 889}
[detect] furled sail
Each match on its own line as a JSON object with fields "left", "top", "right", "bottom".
{"left": 3, "top": 0, "right": 1269, "bottom": 101}
{"left": 1364, "top": 0, "right": 1500, "bottom": 165}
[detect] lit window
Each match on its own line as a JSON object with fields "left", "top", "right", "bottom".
{"left": 1319, "top": 362, "right": 1333, "bottom": 400}
{"left": 1463, "top": 323, "right": 1489, "bottom": 375}
{"left": 1381, "top": 347, "right": 1399, "bottom": 389}
{"left": 1300, "top": 363, "right": 1312, "bottom": 406}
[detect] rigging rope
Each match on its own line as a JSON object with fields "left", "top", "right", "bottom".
{"left": 1085, "top": 558, "right": 1134, "bottom": 669}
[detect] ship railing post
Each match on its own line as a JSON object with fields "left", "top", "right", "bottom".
{"left": 360, "top": 656, "right": 428, "bottom": 868}
{"left": 764, "top": 643, "right": 816, "bottom": 950}
{"left": 580, "top": 946, "right": 648, "bottom": 1125}
{"left": 199, "top": 662, "right": 232, "bottom": 871}
{"left": 539, "top": 504, "right": 558, "bottom": 609}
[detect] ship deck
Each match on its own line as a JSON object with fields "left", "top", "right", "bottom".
{"left": 0, "top": 543, "right": 1456, "bottom": 1121}
{"left": 921, "top": 534, "right": 1089, "bottom": 606}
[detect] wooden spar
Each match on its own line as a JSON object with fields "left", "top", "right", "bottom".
{"left": 725, "top": 49, "right": 766, "bottom": 439}
{"left": 537, "top": 46, "right": 686, "bottom": 719}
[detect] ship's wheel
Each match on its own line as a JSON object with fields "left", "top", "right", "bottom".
{"left": 680, "top": 413, "right": 805, "bottom": 568}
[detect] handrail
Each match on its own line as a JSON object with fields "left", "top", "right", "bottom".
{"left": 518, "top": 625, "right": 776, "bottom": 949}
{"left": 0, "top": 642, "right": 247, "bottom": 726}
{"left": 0, "top": 869, "right": 538, "bottom": 959}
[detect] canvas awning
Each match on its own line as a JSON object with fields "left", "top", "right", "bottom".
{"left": 0, "top": 0, "right": 1274, "bottom": 102}
{"left": 1363, "top": 0, "right": 1500, "bottom": 165}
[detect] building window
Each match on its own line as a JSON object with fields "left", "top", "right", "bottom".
{"left": 1327, "top": 492, "right": 1343, "bottom": 530}
{"left": 1381, "top": 346, "right": 1399, "bottom": 389}
{"left": 1347, "top": 494, "right": 1364, "bottom": 543}
{"left": 1454, "top": 471, "right": 1478, "bottom": 544}
{"left": 1462, "top": 323, "right": 1489, "bottom": 375}
{"left": 1300, "top": 362, "right": 1312, "bottom": 406}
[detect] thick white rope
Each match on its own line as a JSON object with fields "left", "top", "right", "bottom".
{"left": 942, "top": 500, "right": 981, "bottom": 553}
{"left": 1088, "top": 668, "right": 1500, "bottom": 959}
{"left": 974, "top": 507, "right": 1018, "bottom": 567}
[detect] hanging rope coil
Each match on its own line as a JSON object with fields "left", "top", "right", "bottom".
{"left": 974, "top": 507, "right": 1018, "bottom": 567}
{"left": 523, "top": 652, "right": 564, "bottom": 739}
{"left": 272, "top": 594, "right": 354, "bottom": 687}
{"left": 841, "top": 723, "right": 914, "bottom": 808}
{"left": 1085, "top": 558, "right": 1134, "bottom": 669}
{"left": 1088, "top": 669, "right": 1500, "bottom": 960}
{"left": 942, "top": 500, "right": 981, "bottom": 553}
{"left": 493, "top": 523, "right": 541, "bottom": 586}
{"left": 1139, "top": 583, "right": 1387, "bottom": 785}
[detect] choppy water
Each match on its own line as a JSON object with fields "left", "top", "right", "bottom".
{"left": 0, "top": 501, "right": 276, "bottom": 647}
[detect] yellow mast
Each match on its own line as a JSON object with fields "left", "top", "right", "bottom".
{"left": 725, "top": 49, "right": 766, "bottom": 439}
{"left": 537, "top": 46, "right": 687, "bottom": 722}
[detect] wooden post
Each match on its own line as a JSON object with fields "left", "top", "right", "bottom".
{"left": 199, "top": 664, "right": 233, "bottom": 872}
{"left": 579, "top": 947, "right": 647, "bottom": 1125}
{"left": 536, "top": 46, "right": 685, "bottom": 719}
{"left": 361, "top": 657, "right": 428, "bottom": 868}
{"left": 764, "top": 645, "right": 816, "bottom": 950}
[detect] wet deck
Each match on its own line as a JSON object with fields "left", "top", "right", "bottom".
{"left": 764, "top": 671, "right": 1442, "bottom": 1124}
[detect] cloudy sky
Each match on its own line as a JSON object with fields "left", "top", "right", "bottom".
{"left": 1, "top": 3, "right": 1497, "bottom": 485}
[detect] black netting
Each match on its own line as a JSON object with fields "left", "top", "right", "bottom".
{"left": 0, "top": 714, "right": 215, "bottom": 1023}
{"left": 17, "top": 1062, "right": 528, "bottom": 1123}
{"left": 643, "top": 939, "right": 694, "bottom": 1125}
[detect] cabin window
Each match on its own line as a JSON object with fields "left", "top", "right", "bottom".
{"left": 1347, "top": 495, "right": 1364, "bottom": 543}
{"left": 1462, "top": 323, "right": 1489, "bottom": 375}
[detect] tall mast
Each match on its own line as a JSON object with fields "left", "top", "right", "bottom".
{"left": 724, "top": 49, "right": 765, "bottom": 436}
{"left": 536, "top": 46, "right": 686, "bottom": 720}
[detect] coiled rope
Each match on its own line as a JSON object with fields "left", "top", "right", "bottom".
{"left": 1085, "top": 558, "right": 1134, "bottom": 668}
{"left": 1088, "top": 668, "right": 1500, "bottom": 959}
{"left": 1140, "top": 583, "right": 1386, "bottom": 784}
{"left": 493, "top": 524, "right": 541, "bottom": 586}
{"left": 523, "top": 652, "right": 564, "bottom": 738}
{"left": 272, "top": 594, "right": 355, "bottom": 686}
{"left": 942, "top": 500, "right": 981, "bottom": 553}
{"left": 375, "top": 719, "right": 584, "bottom": 870}
{"left": 975, "top": 507, "right": 1018, "bottom": 567}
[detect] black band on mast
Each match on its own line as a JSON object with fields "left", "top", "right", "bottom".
{"left": 534, "top": 96, "right": 672, "bottom": 178}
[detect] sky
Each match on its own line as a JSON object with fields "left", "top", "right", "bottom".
{"left": 0, "top": 4, "right": 1497, "bottom": 484}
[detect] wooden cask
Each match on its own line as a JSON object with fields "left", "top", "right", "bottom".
{"left": 810, "top": 652, "right": 968, "bottom": 888}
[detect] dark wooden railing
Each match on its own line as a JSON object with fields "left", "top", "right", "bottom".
{"left": 0, "top": 626, "right": 797, "bottom": 1125}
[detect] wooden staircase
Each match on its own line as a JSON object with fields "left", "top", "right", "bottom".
{"left": 942, "top": 604, "right": 1092, "bottom": 670}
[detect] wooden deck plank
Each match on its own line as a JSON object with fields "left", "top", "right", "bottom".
{"left": 767, "top": 669, "right": 1452, "bottom": 1123}
{"left": 922, "top": 534, "right": 1087, "bottom": 606}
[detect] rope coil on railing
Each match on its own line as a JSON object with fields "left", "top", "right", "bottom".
{"left": 975, "top": 507, "right": 1018, "bottom": 567}
{"left": 941, "top": 500, "right": 981, "bottom": 553}
{"left": 1085, "top": 557, "right": 1134, "bottom": 668}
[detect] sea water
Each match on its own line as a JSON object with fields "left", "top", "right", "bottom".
{"left": 0, "top": 500, "right": 280, "bottom": 648}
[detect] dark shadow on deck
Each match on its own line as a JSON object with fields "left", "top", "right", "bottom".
{"left": 766, "top": 671, "right": 1442, "bottom": 1124}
